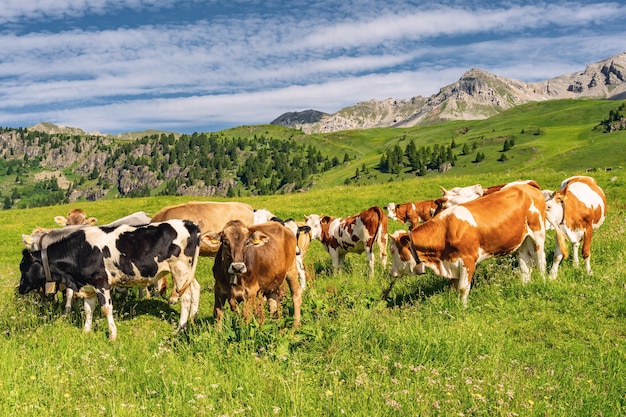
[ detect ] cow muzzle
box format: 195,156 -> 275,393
228,262 -> 247,275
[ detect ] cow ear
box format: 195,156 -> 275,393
22,234 -> 32,247
250,231 -> 270,246
203,231 -> 221,244
399,234 -> 412,248
86,217 -> 98,225
54,216 -> 68,226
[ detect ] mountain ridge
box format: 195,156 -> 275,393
271,52 -> 626,133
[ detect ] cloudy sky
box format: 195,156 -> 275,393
1,0 -> 624,134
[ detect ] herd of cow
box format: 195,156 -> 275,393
17,175 -> 607,341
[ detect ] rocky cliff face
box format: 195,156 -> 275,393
272,52 -> 626,133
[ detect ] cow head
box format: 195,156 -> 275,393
385,203 -> 398,221
253,208 -> 276,225
55,209 -> 97,226
304,214 -> 324,240
212,220 -> 271,276
388,231 -> 426,278
18,249 -> 46,294
440,184 -> 484,205
544,191 -> 565,230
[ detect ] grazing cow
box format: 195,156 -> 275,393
434,180 -> 541,214
21,211 -> 153,311
210,220 -> 302,328
305,206 -> 388,277
150,201 -> 257,256
544,175 -> 607,278
385,199 -> 437,229
18,220 -> 201,341
263,216 -> 312,289
54,208 -> 97,226
389,183 -> 568,304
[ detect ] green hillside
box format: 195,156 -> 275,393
297,99 -> 626,188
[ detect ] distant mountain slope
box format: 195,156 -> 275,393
271,52 -> 626,133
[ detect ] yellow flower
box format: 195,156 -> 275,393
30,376 -> 36,381
325,390 -> 333,397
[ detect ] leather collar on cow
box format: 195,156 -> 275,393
41,247 -> 55,294
408,238 -> 423,266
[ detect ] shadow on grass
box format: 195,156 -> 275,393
382,273 -> 450,308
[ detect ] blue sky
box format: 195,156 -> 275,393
1,0 -> 624,134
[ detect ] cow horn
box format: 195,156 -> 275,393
440,186 -> 447,194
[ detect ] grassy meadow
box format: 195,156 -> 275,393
0,167 -> 625,416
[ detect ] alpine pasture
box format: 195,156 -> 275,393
1,170 -> 625,416
1,98 -> 626,416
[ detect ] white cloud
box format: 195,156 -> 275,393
0,1 -> 625,132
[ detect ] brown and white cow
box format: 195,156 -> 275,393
389,183 -> 568,304
305,206 -> 388,277
434,180 -> 541,214
544,175 -> 607,278
54,208 -> 98,226
385,199 -> 437,229
210,220 -> 302,328
151,202 -> 310,297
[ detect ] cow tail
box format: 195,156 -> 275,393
372,206 -> 388,252
546,215 -> 569,259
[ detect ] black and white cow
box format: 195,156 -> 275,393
21,211 -> 153,311
18,219 -> 201,341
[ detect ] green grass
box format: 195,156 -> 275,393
1,99 -> 626,415
1,169 -> 625,416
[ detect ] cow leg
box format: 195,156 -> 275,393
188,279 -> 201,322
366,249 -> 375,277
533,233 -> 547,278
296,254 -> 307,290
518,237 -> 535,283
285,263 -> 303,328
329,249 -> 341,274
582,226 -> 593,275
64,288 -> 74,314
378,233 -> 388,267
457,260 -> 473,306
571,240 -> 581,268
266,293 -> 278,319
83,294 -> 97,333
138,287 -> 150,299
214,288 -> 228,329
242,292 -> 256,323
549,240 -> 565,279
177,280 -> 196,331
96,288 -> 117,341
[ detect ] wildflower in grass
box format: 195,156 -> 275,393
272,406 -> 281,414
385,398 -> 402,410
325,389 -> 333,397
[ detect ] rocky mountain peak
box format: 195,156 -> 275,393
272,52 -> 626,134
